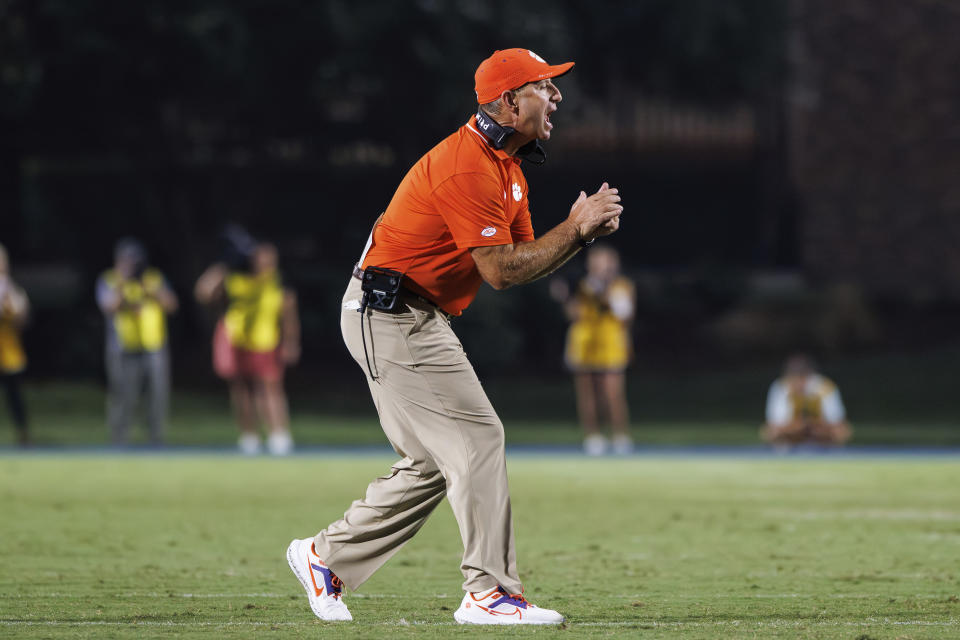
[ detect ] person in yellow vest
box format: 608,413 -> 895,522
551,246 -> 635,455
196,240 -> 300,455
761,354 -> 852,446
96,238 -> 178,445
0,243 -> 30,446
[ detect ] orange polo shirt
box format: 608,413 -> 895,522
359,116 -> 535,316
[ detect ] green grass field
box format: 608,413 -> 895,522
2,454 -> 959,638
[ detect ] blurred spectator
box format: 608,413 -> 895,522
761,354 -> 852,446
0,244 -> 31,446
96,238 -> 178,445
196,236 -> 300,455
551,246 -> 635,455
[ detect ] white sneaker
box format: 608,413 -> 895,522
286,538 -> 352,621
611,433 -> 634,455
454,587 -> 564,625
238,432 -> 261,455
583,433 -> 608,456
267,430 -> 294,456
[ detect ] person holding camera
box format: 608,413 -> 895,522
552,246 -> 635,456
195,229 -> 300,456
0,243 -> 30,446
96,238 -> 178,446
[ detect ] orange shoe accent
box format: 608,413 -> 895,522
306,547 -> 344,600
307,542 -> 327,598
308,560 -> 324,597
478,604 -> 523,619
470,588 -> 500,602
306,543 -> 331,597
330,573 -> 344,598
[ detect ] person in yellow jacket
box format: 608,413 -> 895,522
96,238 -> 178,445
551,246 -> 635,455
196,239 -> 300,455
0,244 -> 30,446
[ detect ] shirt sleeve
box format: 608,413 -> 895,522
10,283 -> 28,317
95,276 -> 115,313
510,174 -> 534,243
765,380 -> 791,425
510,209 -> 534,243
821,387 -> 846,422
433,173 -> 513,248
608,280 -> 635,320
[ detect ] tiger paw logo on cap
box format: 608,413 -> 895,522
528,50 -> 546,63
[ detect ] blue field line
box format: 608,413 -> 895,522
0,443 -> 959,458
508,444 -> 960,459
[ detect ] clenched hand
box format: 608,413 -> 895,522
567,182 -> 622,242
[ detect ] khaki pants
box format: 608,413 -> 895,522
313,277 -> 521,594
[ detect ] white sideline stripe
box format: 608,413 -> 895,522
2,591 -> 955,600
1,619 -> 957,629
0,592 -> 409,599
616,593 -> 954,600
765,508 -> 960,521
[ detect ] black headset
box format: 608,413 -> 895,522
474,109 -> 546,165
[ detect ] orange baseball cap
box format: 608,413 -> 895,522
474,48 -> 575,104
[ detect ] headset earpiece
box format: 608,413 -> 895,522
473,109 -> 547,165
474,109 -> 515,150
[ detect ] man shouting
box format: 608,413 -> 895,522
287,48 -> 623,625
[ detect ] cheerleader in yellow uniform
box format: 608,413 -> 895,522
196,237 -> 300,456
554,247 -> 635,455
0,244 -> 30,446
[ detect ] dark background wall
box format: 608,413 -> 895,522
789,0 -> 960,299
0,0 -> 956,385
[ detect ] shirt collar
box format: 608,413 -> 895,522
464,116 -> 520,164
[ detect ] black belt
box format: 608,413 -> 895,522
352,266 -> 448,317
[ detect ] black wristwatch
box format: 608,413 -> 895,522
578,236 -> 595,248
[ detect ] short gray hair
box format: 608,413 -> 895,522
480,96 -> 507,117
480,82 -> 532,117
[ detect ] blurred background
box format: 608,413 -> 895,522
0,0 -> 957,448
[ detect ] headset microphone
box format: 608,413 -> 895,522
515,140 -> 546,165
